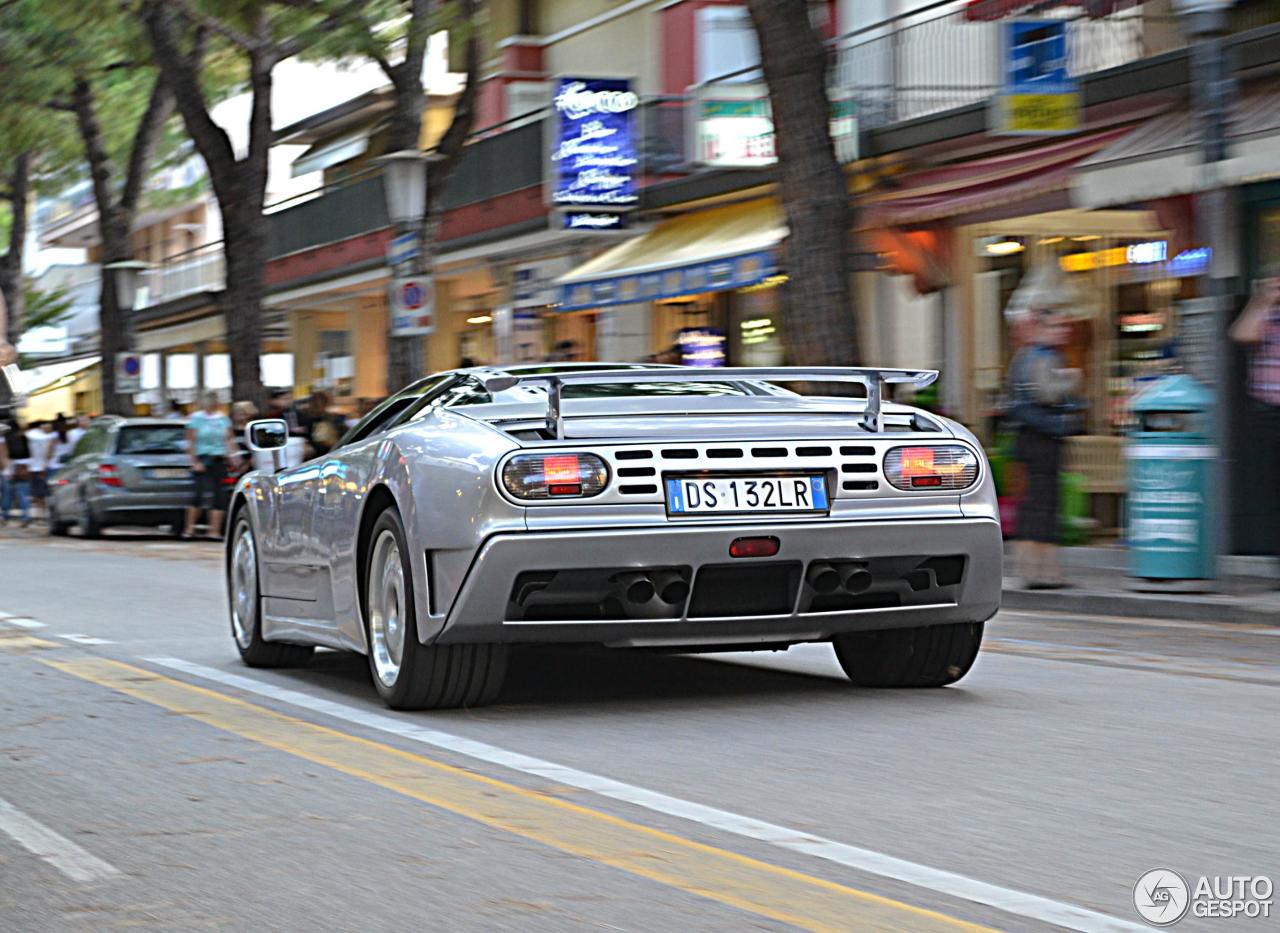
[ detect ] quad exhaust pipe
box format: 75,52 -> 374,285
614,570 -> 690,606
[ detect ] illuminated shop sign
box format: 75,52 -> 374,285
549,77 -> 639,209
689,84 -> 858,168
677,327 -> 726,367
992,20 -> 1079,135
1059,240 -> 1167,272
561,210 -> 630,231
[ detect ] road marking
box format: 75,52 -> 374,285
1,618 -> 45,629
58,634 -> 113,646
0,795 -> 119,883
52,657 -> 989,933
147,656 -> 1146,933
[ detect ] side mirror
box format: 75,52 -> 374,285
246,418 -> 289,451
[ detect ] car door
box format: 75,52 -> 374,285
59,426 -> 110,520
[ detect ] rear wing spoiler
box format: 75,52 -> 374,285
483,366 -> 938,439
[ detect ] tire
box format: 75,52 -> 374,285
363,507 -> 507,710
228,512 -> 314,668
48,502 -> 69,536
833,622 -> 984,688
78,498 -> 101,539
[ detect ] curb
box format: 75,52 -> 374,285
1001,586 -> 1280,626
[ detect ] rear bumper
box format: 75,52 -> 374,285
436,517 -> 1002,648
93,490 -> 191,527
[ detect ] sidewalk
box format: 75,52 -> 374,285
1003,545 -> 1280,625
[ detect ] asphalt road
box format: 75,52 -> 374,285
1,526 -> 1277,932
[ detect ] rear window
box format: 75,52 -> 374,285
116,426 -> 188,455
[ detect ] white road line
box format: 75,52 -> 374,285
2,618 -> 45,629
0,796 -> 119,883
58,634 -> 112,646
147,656 -> 1144,933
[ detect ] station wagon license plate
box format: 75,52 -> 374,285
666,475 -> 828,516
148,468 -> 189,480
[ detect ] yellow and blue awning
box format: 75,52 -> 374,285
556,199 -> 786,311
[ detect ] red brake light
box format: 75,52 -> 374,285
542,454 -> 583,496
729,536 -> 780,558
96,464 -> 123,487
883,445 -> 979,491
501,453 -> 609,500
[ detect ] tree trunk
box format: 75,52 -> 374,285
745,0 -> 859,366
0,152 -> 31,352
383,0 -> 480,392
221,202 -> 267,410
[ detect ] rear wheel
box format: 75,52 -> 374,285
78,498 -> 101,539
364,507 -> 507,710
229,513 -> 313,668
48,502 -> 69,536
833,622 -> 984,688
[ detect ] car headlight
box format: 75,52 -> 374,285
501,453 -> 609,500
883,445 -> 979,491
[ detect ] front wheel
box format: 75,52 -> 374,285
78,498 -> 101,539
228,513 -> 313,668
48,502 -> 69,536
833,622 -> 984,687
364,507 -> 507,710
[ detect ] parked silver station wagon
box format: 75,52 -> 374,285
227,364 -> 1003,709
49,417 -> 195,538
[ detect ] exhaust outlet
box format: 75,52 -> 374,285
650,570 -> 690,605
808,562 -> 841,594
843,568 -> 873,594
616,572 -> 656,604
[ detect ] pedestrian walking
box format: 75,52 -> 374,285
1230,275 -> 1280,559
45,415 -> 76,485
183,392 -> 240,540
24,420 -> 54,522
2,416 -> 33,526
1007,307 -> 1084,589
164,398 -> 187,420
229,400 -> 261,474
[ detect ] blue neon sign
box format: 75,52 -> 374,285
550,77 -> 639,209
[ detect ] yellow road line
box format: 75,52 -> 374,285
0,634 -> 60,651
47,657 -> 996,933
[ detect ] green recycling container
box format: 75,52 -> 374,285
1127,374 -> 1216,580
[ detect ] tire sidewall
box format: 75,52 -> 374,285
364,507 -> 422,706
229,513 -> 267,659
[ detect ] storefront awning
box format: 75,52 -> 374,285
861,127 -> 1132,229
290,124 -> 382,178
1074,87 -> 1280,209
14,356 -> 99,397
556,199 -> 786,311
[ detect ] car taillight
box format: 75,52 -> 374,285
96,464 -> 123,487
501,453 -> 608,500
883,445 -> 978,491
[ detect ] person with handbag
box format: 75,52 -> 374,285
2,416 -> 33,526
1230,276 -> 1280,561
1007,308 -> 1084,589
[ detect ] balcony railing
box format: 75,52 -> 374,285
136,242 -> 225,310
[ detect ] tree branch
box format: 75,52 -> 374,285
141,1 -> 238,187
422,0 -> 479,236
120,76 -> 174,218
168,0 -> 258,51
270,5 -> 359,64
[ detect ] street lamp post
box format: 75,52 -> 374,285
1172,0 -> 1235,568
104,260 -> 150,311
375,150 -> 430,391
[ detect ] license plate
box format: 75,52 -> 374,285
148,468 -> 188,480
665,475 -> 828,515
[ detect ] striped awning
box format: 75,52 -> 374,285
556,199 -> 786,311
1074,86 -> 1280,209
861,127 -> 1132,228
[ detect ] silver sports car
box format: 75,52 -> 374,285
228,364 -> 1002,709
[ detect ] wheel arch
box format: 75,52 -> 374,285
356,484 -> 399,630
